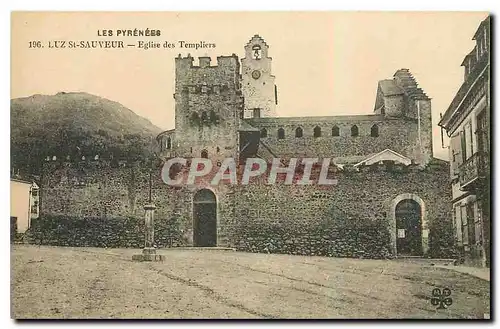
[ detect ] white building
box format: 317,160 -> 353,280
10,178 -> 39,236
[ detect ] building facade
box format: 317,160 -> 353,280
37,35 -> 453,259
149,35 -> 452,258
438,16 -> 491,267
11,178 -> 39,237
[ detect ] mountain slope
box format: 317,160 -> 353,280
11,92 -> 163,174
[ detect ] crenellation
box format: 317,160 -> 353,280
35,34 -> 453,261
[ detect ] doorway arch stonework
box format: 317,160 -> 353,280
388,193 -> 428,257
192,189 -> 218,247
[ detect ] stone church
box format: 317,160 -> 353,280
39,35 -> 453,259
153,35 -> 453,258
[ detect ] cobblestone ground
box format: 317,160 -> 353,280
11,245 -> 490,319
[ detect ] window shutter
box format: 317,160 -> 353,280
450,133 -> 462,177
461,205 -> 469,245
460,130 -> 467,163
455,205 -> 463,245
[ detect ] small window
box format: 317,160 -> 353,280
201,111 -> 208,122
370,124 -> 379,137
260,128 -> 268,138
277,128 -> 285,140
313,126 -> 321,138
190,112 -> 200,125
209,110 -> 217,123
166,137 -> 172,149
351,125 -> 359,137
332,125 -> 340,137
201,150 -> 208,159
216,146 -> 220,154
253,108 -> 261,118
295,127 -> 303,138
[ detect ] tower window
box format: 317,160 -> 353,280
351,125 -> 359,137
201,150 -> 208,159
190,112 -> 200,126
295,127 -> 303,138
277,128 -> 285,140
261,128 -> 268,138
332,125 -> 340,137
209,110 -> 218,124
371,124 -> 379,137
252,45 -> 262,60
253,109 -> 261,118
313,126 -> 322,138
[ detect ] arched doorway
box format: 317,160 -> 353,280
395,199 -> 422,256
193,189 -> 217,247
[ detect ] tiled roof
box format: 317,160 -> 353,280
378,79 -> 404,96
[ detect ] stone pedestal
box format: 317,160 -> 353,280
132,248 -> 166,261
132,204 -> 165,262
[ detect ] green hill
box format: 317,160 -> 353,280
11,92 -> 163,175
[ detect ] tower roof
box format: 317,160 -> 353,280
245,34 -> 269,48
393,69 -> 430,100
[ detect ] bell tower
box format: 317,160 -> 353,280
241,35 -> 277,118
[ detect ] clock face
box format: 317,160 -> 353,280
252,70 -> 261,79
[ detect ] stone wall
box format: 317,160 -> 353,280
247,116 -> 422,161
229,161 -> 453,258
36,159 -> 454,259
39,160 -> 192,245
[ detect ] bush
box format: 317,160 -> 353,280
235,218 -> 393,259
25,214 -> 184,248
428,217 -> 457,259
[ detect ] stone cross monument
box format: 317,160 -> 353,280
132,169 -> 165,262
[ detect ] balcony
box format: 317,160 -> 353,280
459,151 -> 489,190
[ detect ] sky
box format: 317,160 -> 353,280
11,11 -> 488,160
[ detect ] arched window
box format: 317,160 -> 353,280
201,149 -> 208,159
277,128 -> 285,140
209,110 -> 217,124
332,125 -> 340,137
190,112 -> 200,125
351,125 -> 359,137
313,126 -> 322,138
260,128 -> 268,138
201,111 -> 208,122
295,127 -> 303,138
371,124 -> 379,137
166,137 -> 171,149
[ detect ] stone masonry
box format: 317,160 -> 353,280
33,35 -> 454,259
